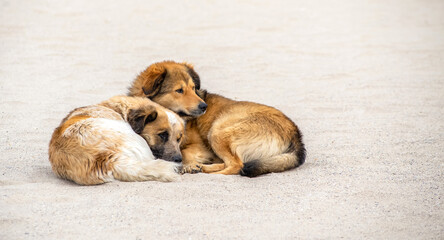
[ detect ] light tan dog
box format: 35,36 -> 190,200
129,61 -> 306,177
48,96 -> 185,185
183,90 -> 305,177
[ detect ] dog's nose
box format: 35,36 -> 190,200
198,102 -> 207,112
172,155 -> 182,163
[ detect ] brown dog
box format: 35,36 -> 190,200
180,90 -> 306,177
48,96 -> 185,185
129,61 -> 305,177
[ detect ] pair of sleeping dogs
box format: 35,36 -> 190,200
49,61 -> 306,185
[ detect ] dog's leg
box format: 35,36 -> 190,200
201,163 -> 225,173
206,127 -> 244,175
181,143 -> 214,173
210,155 -> 243,175
208,140 -> 244,175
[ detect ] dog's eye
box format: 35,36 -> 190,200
158,131 -> 169,142
177,134 -> 182,142
176,88 -> 184,94
192,86 -> 195,91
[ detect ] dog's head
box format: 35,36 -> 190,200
128,103 -> 185,163
129,61 -> 207,120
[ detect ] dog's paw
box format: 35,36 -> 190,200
175,164 -> 183,173
180,164 -> 202,174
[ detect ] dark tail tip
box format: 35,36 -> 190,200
293,127 -> 306,166
297,143 -> 306,166
240,160 -> 262,178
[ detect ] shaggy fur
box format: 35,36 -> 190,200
192,91 -> 305,177
48,96 -> 185,185
128,60 -> 207,120
129,61 -> 305,177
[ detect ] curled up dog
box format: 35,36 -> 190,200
129,61 -> 306,177
48,96 -> 185,185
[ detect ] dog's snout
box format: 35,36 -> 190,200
198,102 -> 207,112
172,155 -> 182,163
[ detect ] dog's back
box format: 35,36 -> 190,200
199,93 -> 306,176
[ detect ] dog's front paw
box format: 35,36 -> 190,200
180,164 -> 202,174
175,164 -> 183,173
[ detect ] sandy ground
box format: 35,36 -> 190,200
1,0 -> 443,239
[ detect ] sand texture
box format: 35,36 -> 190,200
1,0 -> 443,239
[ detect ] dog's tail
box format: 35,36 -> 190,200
240,128 -> 306,178
53,153 -> 180,185
112,158 -> 180,182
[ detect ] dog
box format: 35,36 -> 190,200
129,61 -> 306,177
182,90 -> 306,177
48,95 -> 185,185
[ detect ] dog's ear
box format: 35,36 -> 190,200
137,64 -> 167,99
128,109 -> 145,134
183,62 -> 200,90
144,110 -> 158,125
196,89 -> 207,100
128,108 -> 158,134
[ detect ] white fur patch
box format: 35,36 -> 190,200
166,111 -> 181,126
95,119 -> 154,159
234,137 -> 285,163
96,118 -> 135,135
94,119 -> 179,182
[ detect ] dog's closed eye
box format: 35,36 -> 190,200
158,131 -> 169,142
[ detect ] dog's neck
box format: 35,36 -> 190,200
204,91 -> 235,107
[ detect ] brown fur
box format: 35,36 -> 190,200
129,61 -> 305,177
128,61 -> 206,120
188,92 -> 306,176
48,96 -> 184,185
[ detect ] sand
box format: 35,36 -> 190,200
1,0 -> 443,239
